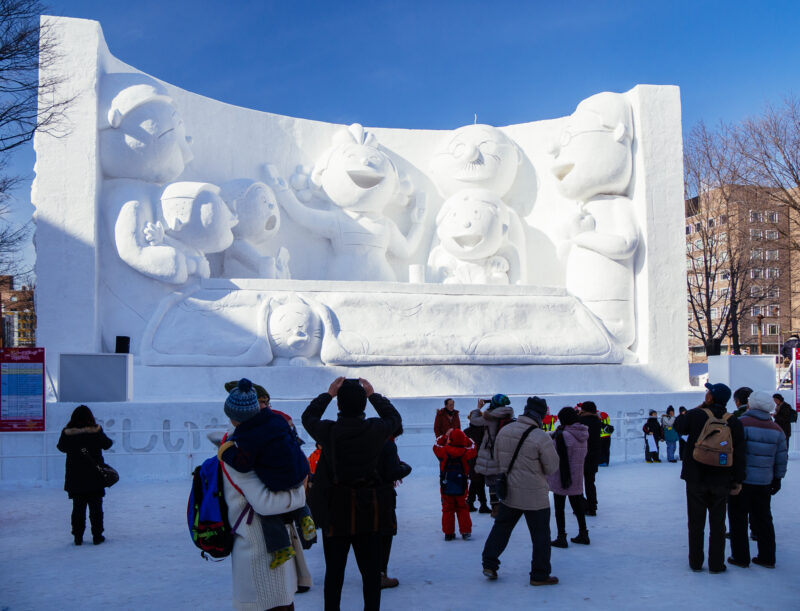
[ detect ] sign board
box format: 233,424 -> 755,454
0,347 -> 45,431
795,347 -> 800,412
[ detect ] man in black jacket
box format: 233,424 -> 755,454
674,382 -> 745,574
578,401 -> 602,516
302,377 -> 402,611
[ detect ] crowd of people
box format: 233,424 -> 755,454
56,378 -> 794,610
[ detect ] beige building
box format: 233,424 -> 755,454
0,275 -> 36,348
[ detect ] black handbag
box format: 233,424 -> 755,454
495,425 -> 536,502
81,448 -> 120,488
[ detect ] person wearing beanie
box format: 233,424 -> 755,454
434,428 -> 477,540
302,377 -> 402,611
577,401 -> 602,516
482,396 -> 560,586
225,379 -> 307,446
219,379 -> 315,572
727,390 -> 788,569
217,379 -> 312,611
547,407 -> 590,547
470,394 -> 516,515
674,381 -> 745,573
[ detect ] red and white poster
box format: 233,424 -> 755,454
0,347 -> 45,432
795,347 -> 800,413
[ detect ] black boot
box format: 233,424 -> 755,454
551,533 -> 568,548
570,530 -> 590,545
74,534 -> 83,546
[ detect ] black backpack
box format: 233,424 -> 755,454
439,456 -> 467,496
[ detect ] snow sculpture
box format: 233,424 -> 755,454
267,294 -> 324,365
427,188 -> 519,285
220,179 -> 290,279
552,92 -> 638,348
270,123 -> 426,281
429,124 -> 528,283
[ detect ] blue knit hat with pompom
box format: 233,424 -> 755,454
224,378 -> 260,423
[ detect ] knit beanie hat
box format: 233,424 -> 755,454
337,379 -> 367,416
747,390 -> 773,414
448,429 -> 470,447
224,378 -> 260,423
524,396 -> 548,420
225,380 -> 269,401
490,394 -> 511,408
580,400 -> 598,414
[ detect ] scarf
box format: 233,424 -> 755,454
554,426 -> 571,489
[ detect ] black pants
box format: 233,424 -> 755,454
685,481 -> 728,571
599,437 -> 611,465
322,533 -> 382,611
583,466 -> 597,511
728,483 -> 775,565
467,472 -> 487,507
679,438 -> 687,461
71,494 -> 103,538
481,503 -> 551,581
553,494 -> 586,535
379,534 -> 393,573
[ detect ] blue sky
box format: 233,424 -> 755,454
6,0 -> 800,273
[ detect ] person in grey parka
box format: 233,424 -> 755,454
470,394 -> 515,514
727,390 -> 788,569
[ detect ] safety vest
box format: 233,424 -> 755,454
600,412 -> 612,438
542,414 -> 558,432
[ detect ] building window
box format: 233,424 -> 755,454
686,258 -> 695,270
766,249 -> 779,260
766,230 -> 779,240
719,287 -> 729,297
718,231 -> 727,241
685,225 -> 691,235
768,287 -> 780,298
751,269 -> 764,279
768,304 -> 780,316
749,211 -> 762,223
767,268 -> 780,279
751,286 -> 762,298
752,306 -> 763,316
694,222 -> 701,232
686,242 -> 693,253
694,239 -> 703,250
751,324 -> 760,335
750,248 -> 763,260
719,251 -> 729,262
719,214 -> 728,224
707,218 -> 715,228
710,308 -> 718,319
720,270 -> 730,280
750,229 -> 763,240
767,324 -> 780,336
767,211 -> 778,223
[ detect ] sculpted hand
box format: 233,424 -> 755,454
194,256 -> 211,279
328,376 -> 346,397
486,255 -> 510,275
290,165 -> 314,203
359,378 -> 375,397
143,221 -> 165,246
263,164 -> 289,192
410,195 -> 426,224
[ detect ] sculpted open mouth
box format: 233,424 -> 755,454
265,215 -> 277,231
552,162 -> 574,181
454,235 -> 483,249
287,335 -> 308,348
347,169 -> 385,189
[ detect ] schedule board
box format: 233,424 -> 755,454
0,348 -> 45,431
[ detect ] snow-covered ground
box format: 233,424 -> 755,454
2,459 -> 798,610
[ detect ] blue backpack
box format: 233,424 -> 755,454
440,456 -> 467,496
187,454 -> 251,560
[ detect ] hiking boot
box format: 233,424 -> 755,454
296,585 -> 310,594
462,533 -> 472,540
570,530 -> 590,545
752,557 -> 775,568
727,556 -> 749,568
478,504 -> 492,514
92,535 -> 105,545
74,535 -> 83,546
709,565 -> 727,574
585,508 -> 597,517
530,576 -> 559,586
380,572 -> 399,589
482,567 -> 498,580
444,533 -> 456,541
551,533 -> 568,548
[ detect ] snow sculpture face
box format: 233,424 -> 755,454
268,296 -> 323,359
436,189 -> 509,261
99,75 -> 193,184
552,92 -> 633,202
222,180 -> 280,243
312,124 -> 401,212
430,125 -> 520,198
160,182 -> 237,253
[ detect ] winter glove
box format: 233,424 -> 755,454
729,483 -> 742,496
770,478 -> 781,496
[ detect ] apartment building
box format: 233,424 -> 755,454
0,275 -> 36,347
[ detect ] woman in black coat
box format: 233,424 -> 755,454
56,405 -> 113,545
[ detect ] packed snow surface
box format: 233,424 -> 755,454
2,459 -> 798,610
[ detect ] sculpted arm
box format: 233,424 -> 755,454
571,201 -> 638,261
264,164 -> 337,239
387,194 -> 427,259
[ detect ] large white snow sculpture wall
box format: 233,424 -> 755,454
33,17 -> 688,399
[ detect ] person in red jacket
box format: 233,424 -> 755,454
434,429 -> 477,540
434,398 -> 462,437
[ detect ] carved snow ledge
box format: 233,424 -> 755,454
141,279 -> 625,366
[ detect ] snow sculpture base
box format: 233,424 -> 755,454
141,279 -> 624,367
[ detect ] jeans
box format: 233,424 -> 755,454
322,533 -> 382,611
482,503 -> 551,581
685,481 -> 729,571
666,440 -> 677,462
728,483 -> 775,565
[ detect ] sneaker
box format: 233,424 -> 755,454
570,531 -> 590,545
380,572 -> 399,589
478,505 -> 492,514
483,567 -> 498,580
551,534 -> 568,548
462,533 -> 472,540
531,576 -> 559,586
727,556 -> 749,568
92,535 -> 105,545
709,565 -> 727,574
444,533 -> 456,541
752,557 -> 775,569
